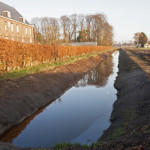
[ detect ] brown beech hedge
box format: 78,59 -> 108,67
0,38 -> 112,71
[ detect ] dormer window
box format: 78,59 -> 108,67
19,17 -> 25,23
3,11 -> 11,18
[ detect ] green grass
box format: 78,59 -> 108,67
36,143 -> 90,150
106,127 -> 126,141
0,48 -> 116,80
53,142 -> 89,150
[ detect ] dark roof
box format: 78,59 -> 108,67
0,2 -> 30,25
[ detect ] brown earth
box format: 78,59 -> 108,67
97,48 -> 150,149
0,48 -> 150,150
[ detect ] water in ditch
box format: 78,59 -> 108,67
1,51 -> 119,148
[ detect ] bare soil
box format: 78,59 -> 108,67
98,49 -> 150,149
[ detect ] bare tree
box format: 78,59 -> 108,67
31,13 -> 113,46
31,17 -> 44,44
70,14 -> 78,42
86,15 -> 93,41
78,14 -> 85,32
60,16 -> 71,43
40,17 -> 60,44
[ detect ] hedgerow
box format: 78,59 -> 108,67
0,38 -> 112,71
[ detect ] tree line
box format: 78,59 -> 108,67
31,13 -> 113,46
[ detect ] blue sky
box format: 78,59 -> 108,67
1,0 -> 150,42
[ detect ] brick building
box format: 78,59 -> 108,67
0,2 -> 34,43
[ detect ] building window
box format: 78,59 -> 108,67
3,11 -> 11,18
30,29 -> 32,35
5,24 -> 7,31
7,11 -> 11,18
5,36 -> 8,39
12,37 -> 14,41
11,24 -> 13,32
17,25 -> 19,33
8,22 -> 10,28
19,17 -> 25,23
30,39 -> 32,43
21,26 -> 23,33
22,38 -> 24,42
26,28 -> 28,34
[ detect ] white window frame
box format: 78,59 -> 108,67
5,24 -> 7,31
17,25 -> 19,33
26,28 -> 28,34
7,11 -> 11,18
8,22 -> 10,28
30,38 -> 32,43
11,24 -> 13,32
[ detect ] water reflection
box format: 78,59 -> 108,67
0,51 -> 119,148
75,57 -> 113,88
0,102 -> 51,143
0,57 -> 113,143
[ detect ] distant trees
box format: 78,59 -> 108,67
60,16 -> 71,43
31,13 -> 113,46
133,32 -> 148,47
31,17 -> 60,45
139,32 -> 148,47
133,33 -> 140,46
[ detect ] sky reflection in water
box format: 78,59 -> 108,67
1,51 -> 119,148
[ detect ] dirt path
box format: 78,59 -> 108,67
126,48 -> 150,76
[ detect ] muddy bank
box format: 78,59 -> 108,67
0,50 -> 115,137
98,49 -> 150,149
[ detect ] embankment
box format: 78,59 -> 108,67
0,50 -> 115,138
98,49 -> 150,149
